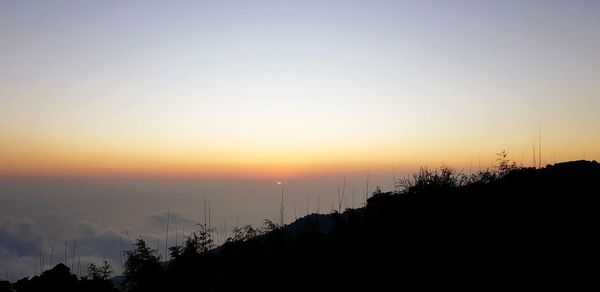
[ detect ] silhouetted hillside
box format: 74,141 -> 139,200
7,263 -> 118,292
129,160 -> 599,291
6,160 -> 598,291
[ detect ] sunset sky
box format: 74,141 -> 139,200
1,0 -> 600,281
1,0 -> 599,178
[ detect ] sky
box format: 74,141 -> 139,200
0,0 -> 599,280
1,0 -> 599,178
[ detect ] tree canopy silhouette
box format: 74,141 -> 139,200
122,239 -> 162,292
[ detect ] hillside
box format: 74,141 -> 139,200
140,160 -> 600,291
7,160 -> 599,291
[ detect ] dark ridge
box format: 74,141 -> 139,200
5,160 -> 598,291
8,263 -> 118,292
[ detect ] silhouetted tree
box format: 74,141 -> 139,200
496,150 -> 517,175
123,239 -> 162,292
87,261 -> 113,281
261,219 -> 279,233
228,225 -> 260,243
180,224 -> 214,256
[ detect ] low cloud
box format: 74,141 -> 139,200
147,212 -> 198,230
0,219 -> 50,280
0,219 -> 48,257
0,215 -> 186,281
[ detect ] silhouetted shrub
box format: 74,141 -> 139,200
179,223 -> 214,257
396,165 -> 465,193
122,239 -> 162,292
87,261 -> 114,281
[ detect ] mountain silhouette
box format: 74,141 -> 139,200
5,160 -> 598,291
128,160 -> 600,291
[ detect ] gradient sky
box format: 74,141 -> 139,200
1,0 -> 599,178
2,0 -> 600,281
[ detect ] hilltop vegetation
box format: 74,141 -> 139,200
4,159 -> 598,291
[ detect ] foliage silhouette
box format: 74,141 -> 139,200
10,263 -> 117,292
86,261 -> 114,281
122,239 -> 162,292
7,159 -> 599,291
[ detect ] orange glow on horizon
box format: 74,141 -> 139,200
1,135 -> 597,179
2,119 -> 598,179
